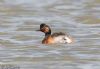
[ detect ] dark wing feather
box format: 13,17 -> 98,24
51,32 -> 66,37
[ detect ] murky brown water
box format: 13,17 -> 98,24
0,0 -> 100,69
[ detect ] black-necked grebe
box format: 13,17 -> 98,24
37,23 -> 73,44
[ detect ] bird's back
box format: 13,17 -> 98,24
51,32 -> 66,37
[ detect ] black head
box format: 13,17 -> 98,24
37,23 -> 51,36
40,23 -> 47,29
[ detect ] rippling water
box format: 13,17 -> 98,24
0,0 -> 100,69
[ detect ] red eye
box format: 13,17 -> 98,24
41,28 -> 45,32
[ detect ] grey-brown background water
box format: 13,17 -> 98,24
0,0 -> 100,69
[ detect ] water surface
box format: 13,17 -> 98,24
0,0 -> 100,69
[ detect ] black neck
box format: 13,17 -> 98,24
45,30 -> 51,37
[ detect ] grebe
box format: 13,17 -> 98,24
37,23 -> 73,44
